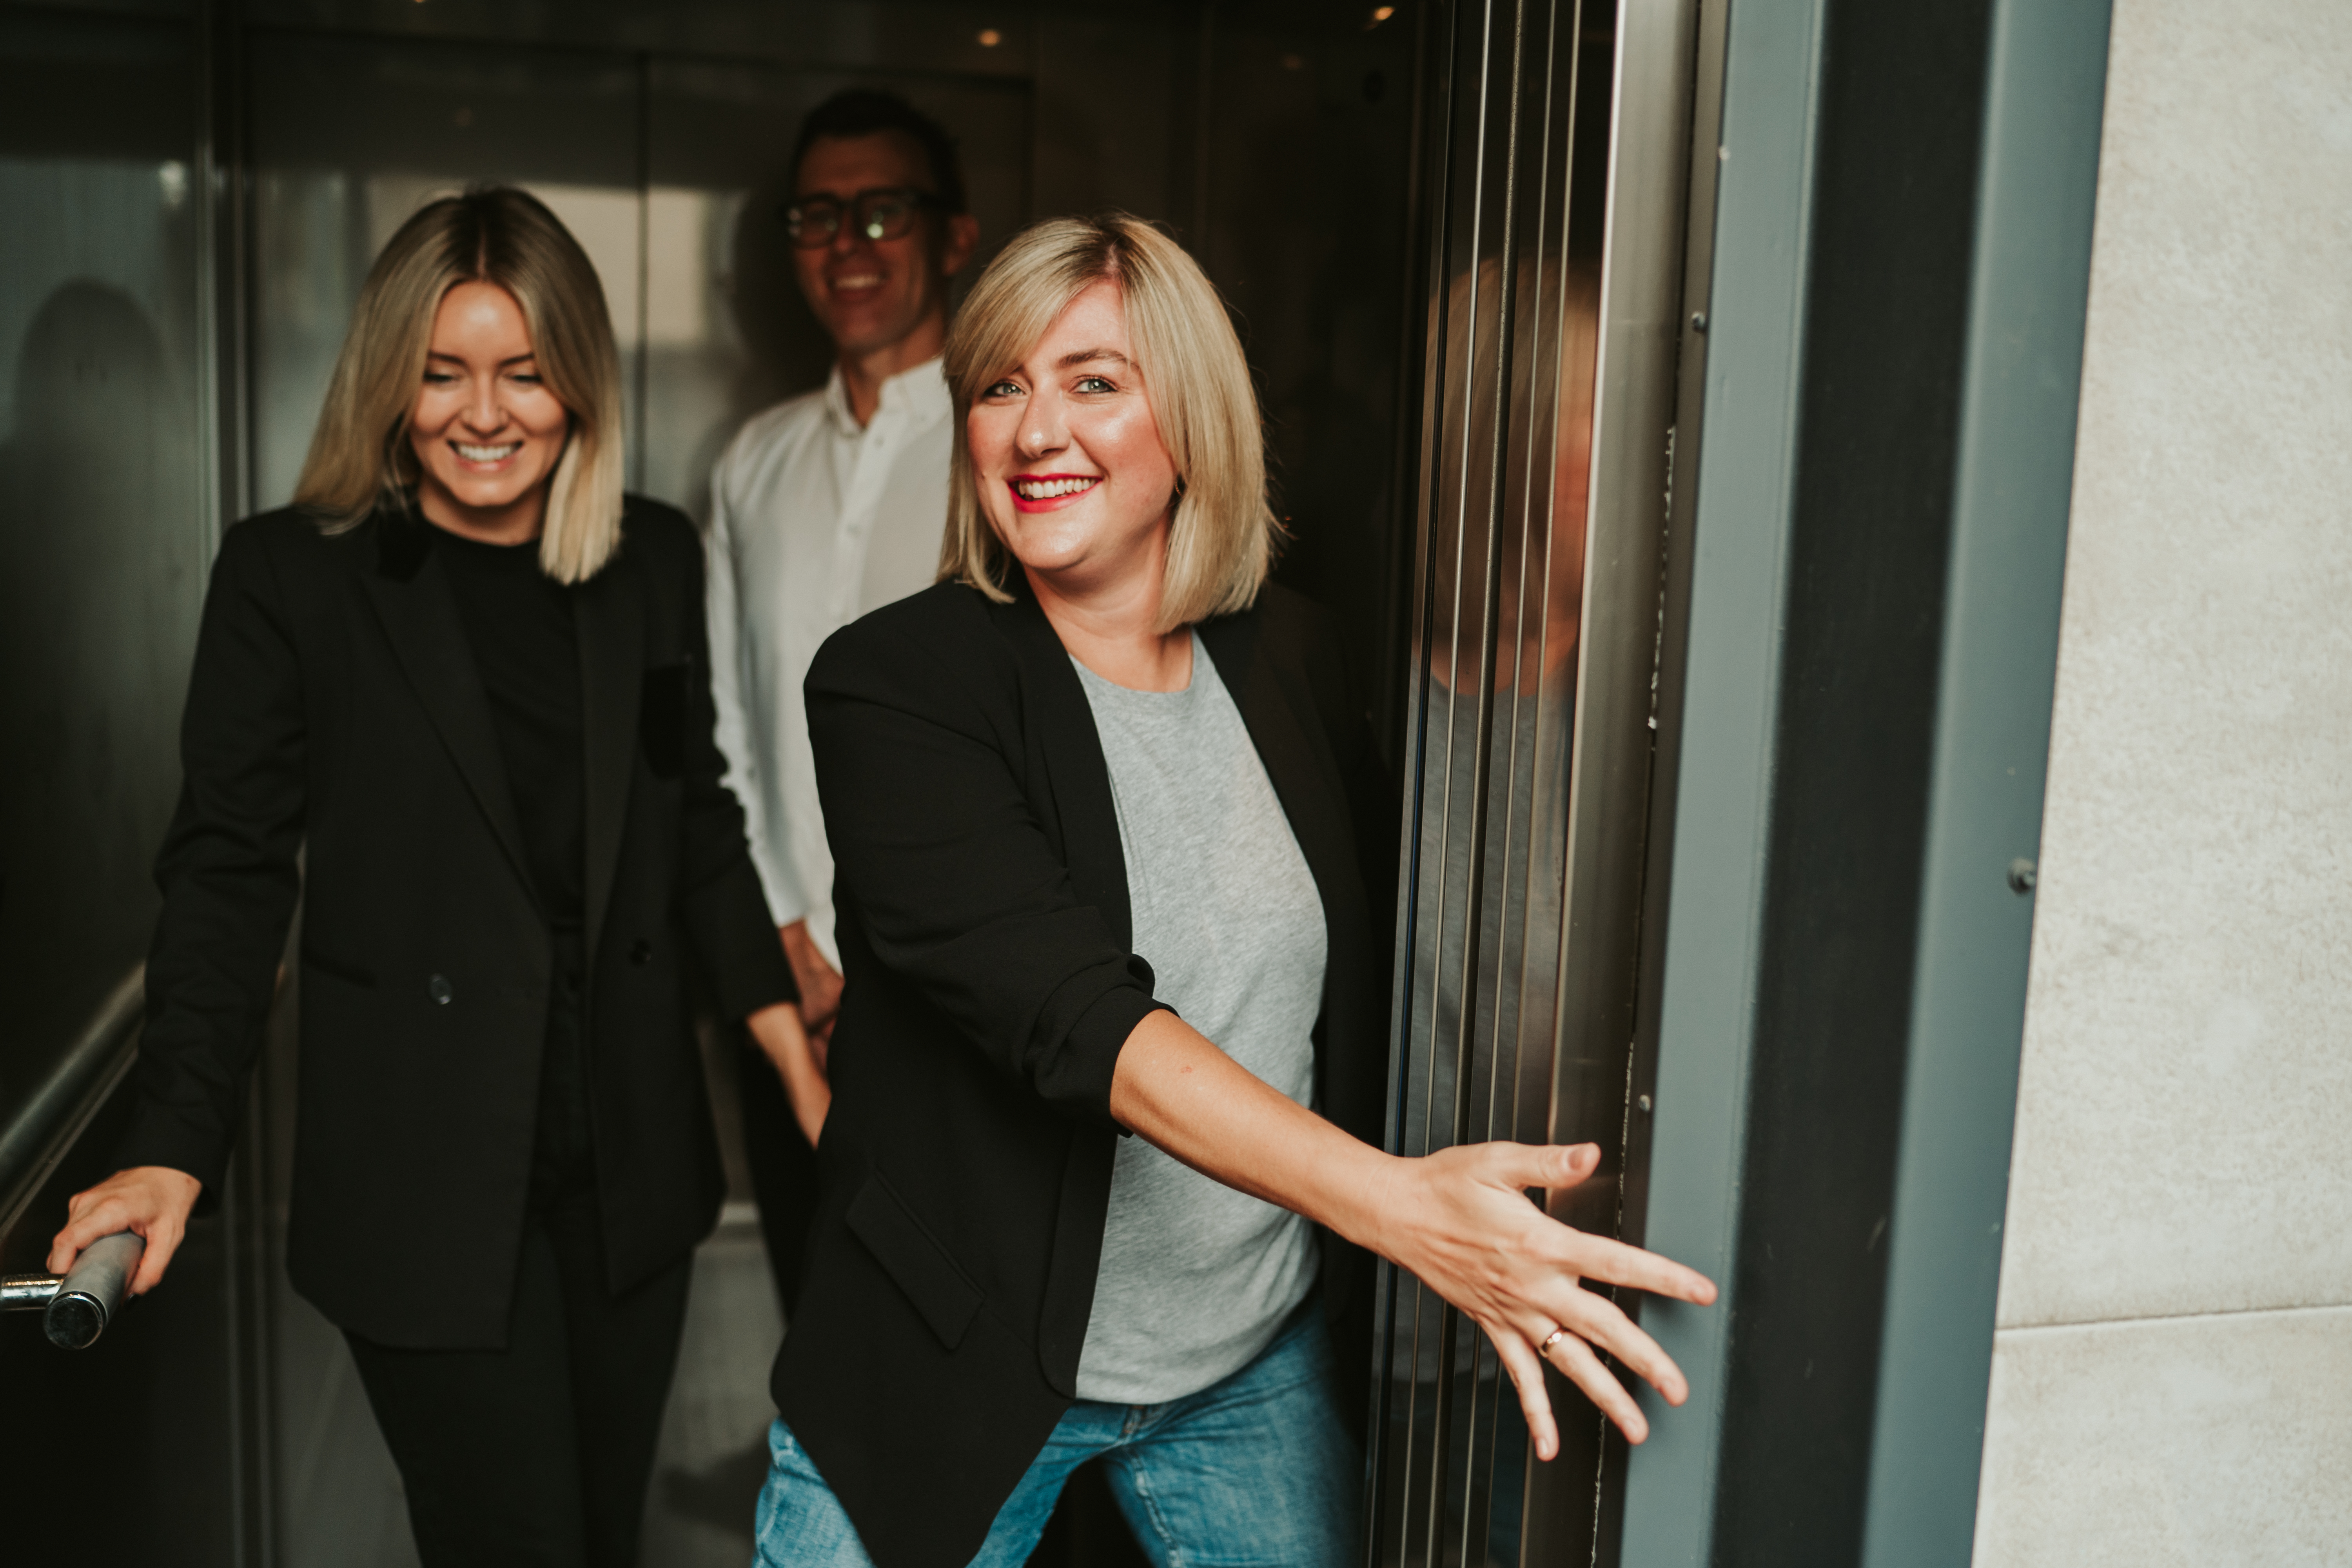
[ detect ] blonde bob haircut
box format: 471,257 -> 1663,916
939,212 -> 1278,630
294,186 -> 625,584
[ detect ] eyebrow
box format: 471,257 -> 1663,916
1055,348 -> 1131,370
797,183 -> 935,201
425,350 -> 539,367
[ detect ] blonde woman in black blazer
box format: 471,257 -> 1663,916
755,214 -> 1717,1568
47,188 -> 805,1567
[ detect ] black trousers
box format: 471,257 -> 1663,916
736,1031 -> 821,1315
345,1187 -> 691,1568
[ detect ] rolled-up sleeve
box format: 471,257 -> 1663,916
806,619 -> 1163,1127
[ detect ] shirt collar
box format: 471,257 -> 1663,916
821,355 -> 951,439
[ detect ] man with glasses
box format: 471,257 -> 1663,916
704,88 -> 979,1311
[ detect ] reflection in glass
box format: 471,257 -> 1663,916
1374,1 -> 1617,1563
0,9 -> 208,1119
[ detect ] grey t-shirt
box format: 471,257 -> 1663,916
1071,632 -> 1328,1405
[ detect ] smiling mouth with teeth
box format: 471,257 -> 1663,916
454,441 -> 521,463
1013,475 -> 1101,500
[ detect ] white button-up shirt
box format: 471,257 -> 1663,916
705,358 -> 953,965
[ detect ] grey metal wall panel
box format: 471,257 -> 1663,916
1858,0 -> 2112,1560
1615,0 -> 1823,1558
1619,0 -> 2109,1561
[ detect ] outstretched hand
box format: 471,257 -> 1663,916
47,1165 -> 202,1297
1106,1009 -> 1715,1455
1369,1141 -> 1717,1456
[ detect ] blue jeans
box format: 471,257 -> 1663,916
753,1309 -> 1359,1567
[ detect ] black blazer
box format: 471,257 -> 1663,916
117,497 -> 793,1349
780,577 -> 1396,1568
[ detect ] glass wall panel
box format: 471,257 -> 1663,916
0,4 -> 209,1162
1369,0 -> 1676,1562
0,8 -> 247,1565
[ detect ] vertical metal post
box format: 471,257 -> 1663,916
1616,0 -> 1825,1559
200,4 -> 275,1561
1858,1 -> 2111,1560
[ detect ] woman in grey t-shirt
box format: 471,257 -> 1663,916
758,214 -> 1717,1568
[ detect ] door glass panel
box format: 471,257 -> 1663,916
1374,1 -> 1616,1563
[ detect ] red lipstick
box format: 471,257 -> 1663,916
1007,472 -> 1103,514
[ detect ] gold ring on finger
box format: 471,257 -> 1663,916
1537,1327 -> 1568,1356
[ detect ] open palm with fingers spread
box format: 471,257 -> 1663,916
1370,1140 -> 1715,1455
1106,1007 -> 1714,1457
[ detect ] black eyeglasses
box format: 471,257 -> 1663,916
780,187 -> 944,249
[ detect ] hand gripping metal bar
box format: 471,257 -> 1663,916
0,1231 -> 146,1348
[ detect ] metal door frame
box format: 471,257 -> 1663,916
1618,0 -> 2113,1563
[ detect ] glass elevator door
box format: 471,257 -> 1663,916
0,2 -> 1712,1561
1370,0 -> 1702,1562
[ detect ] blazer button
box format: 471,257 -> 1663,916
629,939 -> 654,966
428,974 -> 453,1005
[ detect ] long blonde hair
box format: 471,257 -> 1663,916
938,213 -> 1278,631
294,186 -> 625,584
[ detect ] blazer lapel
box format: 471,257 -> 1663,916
1200,609 -> 1364,931
991,581 -> 1133,1401
574,545 -> 644,970
995,585 -> 1133,948
363,522 -> 535,896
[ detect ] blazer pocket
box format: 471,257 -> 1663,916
639,659 -> 688,780
846,1172 -> 983,1352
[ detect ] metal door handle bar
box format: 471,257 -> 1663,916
0,968 -> 145,1243
0,1230 -> 145,1348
